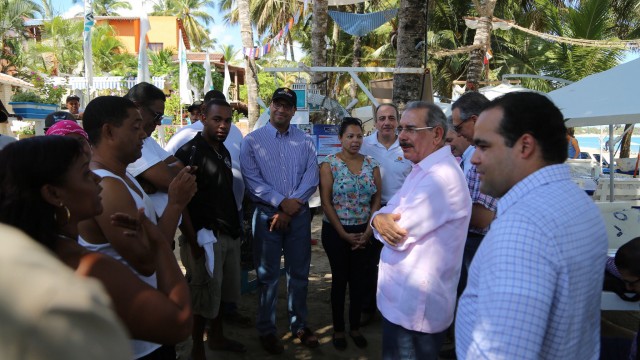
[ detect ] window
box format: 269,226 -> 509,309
148,43 -> 163,52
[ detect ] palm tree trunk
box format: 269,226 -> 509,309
287,32 -> 295,62
311,0 -> 328,88
620,124 -> 633,158
392,0 -> 426,110
349,3 -> 363,99
239,0 -> 260,128
466,0 -> 496,92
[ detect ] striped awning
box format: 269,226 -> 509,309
328,9 -> 398,37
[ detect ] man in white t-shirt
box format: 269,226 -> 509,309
125,82 -> 185,222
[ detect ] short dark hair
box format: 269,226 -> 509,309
374,103 -> 399,121
452,92 -> 489,120
203,99 -> 232,116
0,136 -> 83,250
124,82 -> 166,106
615,237 -> 640,276
83,96 -> 137,145
339,117 -> 363,136
487,92 -> 567,164
204,90 -> 226,103
187,101 -> 203,113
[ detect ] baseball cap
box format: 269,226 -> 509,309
45,111 -> 77,130
66,95 -> 80,103
271,88 -> 297,107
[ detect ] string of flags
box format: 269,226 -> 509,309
243,7 -> 303,60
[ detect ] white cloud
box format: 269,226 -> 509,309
61,4 -> 82,19
117,0 -> 154,16
59,0 -> 154,18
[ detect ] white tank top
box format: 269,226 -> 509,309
79,169 -> 160,359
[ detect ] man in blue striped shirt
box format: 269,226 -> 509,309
456,92 -> 608,359
240,88 -> 320,354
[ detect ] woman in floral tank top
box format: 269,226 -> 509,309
319,117 -> 382,351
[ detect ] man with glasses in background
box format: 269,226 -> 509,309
240,88 -> 320,354
359,102 -> 412,326
450,92 -> 497,294
371,101 -> 471,359
125,82 -> 186,226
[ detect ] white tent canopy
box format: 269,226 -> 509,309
478,83 -> 541,100
547,58 -> 640,127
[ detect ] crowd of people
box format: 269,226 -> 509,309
0,82 -> 637,360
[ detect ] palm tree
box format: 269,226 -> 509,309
392,0 -> 427,108
238,0 -> 260,127
218,44 -> 241,65
71,0 -> 131,16
30,16 -> 84,75
150,48 -> 177,76
151,0 -> 216,51
311,0 -> 328,86
91,24 -> 136,75
40,0 -> 52,18
249,0 -> 300,61
0,0 -> 43,73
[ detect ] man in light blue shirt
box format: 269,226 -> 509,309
456,92 -> 608,359
240,88 -> 319,354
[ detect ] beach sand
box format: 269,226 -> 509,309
174,212 -> 388,360
173,212 -> 637,359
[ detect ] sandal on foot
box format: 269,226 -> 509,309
349,332 -> 368,348
296,327 -> 319,348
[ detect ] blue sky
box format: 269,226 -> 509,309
49,0 -> 243,52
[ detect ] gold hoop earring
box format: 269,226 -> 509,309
54,203 -> 71,225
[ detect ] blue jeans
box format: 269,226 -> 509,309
382,317 -> 445,360
457,232 -> 484,297
252,203 -> 311,336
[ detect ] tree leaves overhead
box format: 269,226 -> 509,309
151,0 -> 216,51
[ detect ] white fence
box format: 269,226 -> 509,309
66,77 -> 166,91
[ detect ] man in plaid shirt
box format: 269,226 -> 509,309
451,92 -> 498,295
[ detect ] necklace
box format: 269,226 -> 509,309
211,146 -> 223,160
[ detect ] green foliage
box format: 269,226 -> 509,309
91,24 -> 136,76
33,16 -> 84,75
238,71 -> 278,105
150,48 -> 177,77
164,94 -> 182,125
12,72 -> 66,104
15,122 -> 35,135
11,91 -> 42,103
151,0 -> 217,51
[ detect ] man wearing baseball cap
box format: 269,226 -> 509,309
65,95 -> 82,119
240,87 -> 320,354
